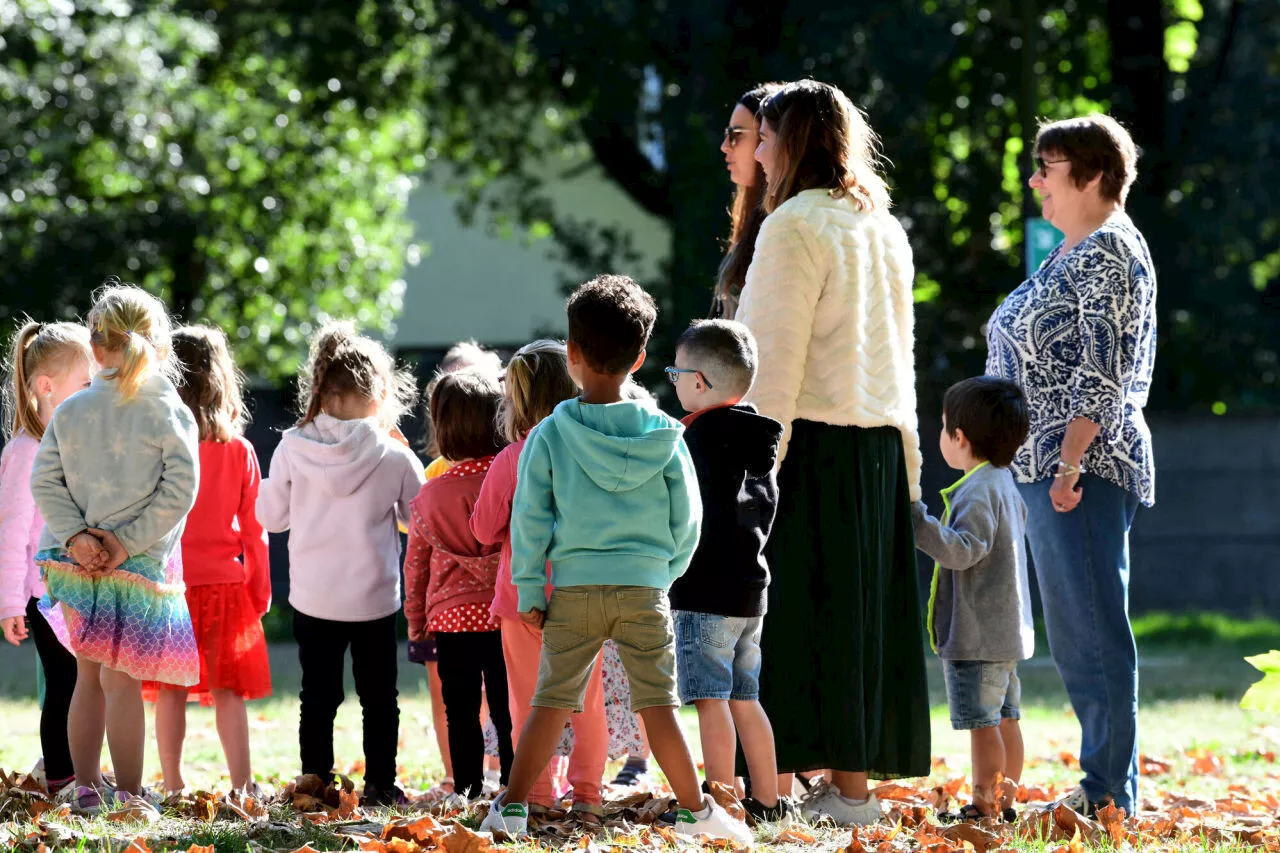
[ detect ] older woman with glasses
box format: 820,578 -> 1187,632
986,114 -> 1157,818
710,83 -> 781,320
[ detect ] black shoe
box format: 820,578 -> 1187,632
611,759 -> 649,787
362,782 -> 408,807
743,795 -> 799,826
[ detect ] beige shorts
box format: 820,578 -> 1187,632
533,585 -> 679,713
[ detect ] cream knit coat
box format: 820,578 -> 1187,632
737,188 -> 922,501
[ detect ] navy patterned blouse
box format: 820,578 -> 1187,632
986,211 -> 1157,506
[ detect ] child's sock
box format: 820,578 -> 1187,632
837,793 -> 869,806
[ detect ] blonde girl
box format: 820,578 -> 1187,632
0,321 -> 94,794
256,321 -> 425,806
32,278 -> 200,812
142,325 -> 272,795
469,339 -> 616,823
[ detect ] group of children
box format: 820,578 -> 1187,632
1,271 -> 1038,842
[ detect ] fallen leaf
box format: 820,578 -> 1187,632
1193,754 -> 1225,775
1140,755 -> 1174,776
1059,752 -> 1080,770
1068,827 -> 1085,853
1094,803 -> 1128,844
873,782 -> 925,802
337,788 -> 361,819
941,823 -> 1000,853
185,846 -> 215,853
383,813 -> 445,843
107,797 -> 160,825
706,781 -> 745,822
442,824 -> 492,853
123,838 -> 151,853
775,825 -> 817,844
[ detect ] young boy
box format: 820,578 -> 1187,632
664,320 -> 795,825
479,276 -> 752,845
912,376 -> 1032,822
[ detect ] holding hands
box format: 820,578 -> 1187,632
67,527 -> 129,571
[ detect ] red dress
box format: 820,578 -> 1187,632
143,437 -> 272,705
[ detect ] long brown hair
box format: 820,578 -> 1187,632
759,80 -> 890,215
716,83 -> 784,305
172,325 -> 247,442
87,276 -> 178,402
3,320 -> 92,440
498,339 -> 577,444
296,321 -> 417,428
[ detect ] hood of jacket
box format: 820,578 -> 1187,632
684,403 -> 783,475
547,398 -> 685,493
280,413 -> 397,497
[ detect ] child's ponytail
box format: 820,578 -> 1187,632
3,319 -> 93,440
498,339 -> 577,443
296,321 -> 417,428
87,277 -> 176,403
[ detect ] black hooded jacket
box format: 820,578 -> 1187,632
668,403 -> 784,617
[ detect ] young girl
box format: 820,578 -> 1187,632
32,279 -> 200,812
469,339 -> 611,822
141,325 -> 271,795
0,321 -> 94,795
404,370 -> 513,801
256,322 -> 424,806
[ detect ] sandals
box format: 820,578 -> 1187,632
942,804 -> 1018,823
611,761 -> 648,787
571,801 -> 604,826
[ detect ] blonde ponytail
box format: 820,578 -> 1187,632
3,319 -> 93,440
87,277 -> 176,403
498,339 -> 576,443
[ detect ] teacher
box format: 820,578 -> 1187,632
736,80 -> 930,827
986,114 -> 1156,817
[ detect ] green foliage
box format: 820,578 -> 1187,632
0,0 -> 433,380
1241,650 -> 1280,711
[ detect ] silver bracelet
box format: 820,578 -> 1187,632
1054,461 -> 1084,478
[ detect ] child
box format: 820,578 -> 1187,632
912,376 -> 1032,821
256,322 -> 425,806
404,369 -> 514,800
665,319 -> 795,825
0,320 -> 94,795
142,325 -> 271,795
32,279 -> 200,812
470,339 -> 611,823
479,275 -> 751,845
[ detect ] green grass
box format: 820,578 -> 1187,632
3,620 -> 1280,851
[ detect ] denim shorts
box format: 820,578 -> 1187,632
673,611 -> 764,703
942,659 -> 1021,730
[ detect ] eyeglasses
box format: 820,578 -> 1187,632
723,126 -> 756,149
1034,156 -> 1070,178
664,366 -> 713,389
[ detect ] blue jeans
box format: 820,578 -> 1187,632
673,611 -> 764,703
942,660 -> 1021,730
1019,474 -> 1140,813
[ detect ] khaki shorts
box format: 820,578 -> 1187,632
533,585 -> 679,713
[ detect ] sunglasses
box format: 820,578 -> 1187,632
1034,156 -> 1070,178
723,126 -> 756,149
664,366 -> 713,390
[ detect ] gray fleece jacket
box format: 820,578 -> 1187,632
912,462 -> 1034,662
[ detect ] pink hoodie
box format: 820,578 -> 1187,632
469,439 -> 552,621
0,432 -> 47,621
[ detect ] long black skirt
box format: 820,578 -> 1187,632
758,421 -> 931,778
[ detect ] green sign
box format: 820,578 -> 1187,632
1026,217 -> 1064,277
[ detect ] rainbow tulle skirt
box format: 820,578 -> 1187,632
37,548 -> 199,686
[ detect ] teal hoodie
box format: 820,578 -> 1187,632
509,397 -> 702,612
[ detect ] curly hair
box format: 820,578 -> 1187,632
566,274 -> 657,376
172,325 -> 247,442
297,321 -> 417,428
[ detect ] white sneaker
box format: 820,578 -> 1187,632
483,768 -> 502,796
479,797 -> 529,837
801,783 -> 881,827
1054,786 -> 1098,817
673,795 -> 755,847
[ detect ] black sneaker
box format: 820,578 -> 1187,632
362,782 -> 408,807
743,795 -> 799,827
611,759 -> 649,787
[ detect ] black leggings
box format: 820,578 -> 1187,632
435,631 -> 513,798
27,597 -> 76,783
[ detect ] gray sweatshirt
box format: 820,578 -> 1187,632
912,462 -> 1033,662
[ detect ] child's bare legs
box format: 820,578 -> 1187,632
970,724 -> 1006,815
830,771 -> 870,802
99,666 -> 145,795
730,699 -> 779,807
480,688 -> 500,774
425,661 -> 452,777
503,706 -> 574,804
154,688 -> 189,792
212,689 -> 254,791
998,718 -> 1023,810
638,706 -> 703,811
68,656 -> 107,788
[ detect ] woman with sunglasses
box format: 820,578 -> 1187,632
986,114 -> 1157,819
710,83 -> 781,320
735,80 -> 929,826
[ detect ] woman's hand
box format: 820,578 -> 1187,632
1,615 -> 27,646
1049,467 -> 1083,513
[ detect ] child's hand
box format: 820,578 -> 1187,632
67,531 -> 109,571
519,608 -> 546,629
87,528 -> 129,571
1,616 -> 28,646
389,426 -> 410,448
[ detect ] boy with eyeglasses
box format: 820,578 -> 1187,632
665,319 -> 796,826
